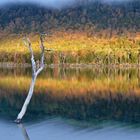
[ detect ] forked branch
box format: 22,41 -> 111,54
15,35 -> 45,123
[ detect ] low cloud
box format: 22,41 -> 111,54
0,0 -> 134,8
0,0 -> 76,8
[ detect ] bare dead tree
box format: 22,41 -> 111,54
15,35 -> 45,123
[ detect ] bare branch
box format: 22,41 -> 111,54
23,37 -> 36,75
36,34 -> 45,75
40,34 -> 45,67
23,37 -> 32,55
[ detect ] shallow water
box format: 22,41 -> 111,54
0,67 -> 140,140
1,118 -> 140,140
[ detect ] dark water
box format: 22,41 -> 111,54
0,67 -> 140,140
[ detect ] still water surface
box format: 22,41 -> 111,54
0,66 -> 140,140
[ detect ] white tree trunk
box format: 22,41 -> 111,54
15,35 -> 45,123
17,75 -> 37,121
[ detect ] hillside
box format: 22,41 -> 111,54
0,1 -> 140,37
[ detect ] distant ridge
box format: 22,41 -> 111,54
0,1 -> 140,36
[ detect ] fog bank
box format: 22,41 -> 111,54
0,0 -> 135,9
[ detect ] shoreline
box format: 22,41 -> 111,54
0,62 -> 140,69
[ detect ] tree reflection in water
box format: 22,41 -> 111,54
18,123 -> 30,140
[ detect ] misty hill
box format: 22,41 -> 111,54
0,1 -> 140,36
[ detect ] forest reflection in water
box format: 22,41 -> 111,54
0,66 -> 140,124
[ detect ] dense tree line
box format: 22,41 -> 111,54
0,1 -> 140,36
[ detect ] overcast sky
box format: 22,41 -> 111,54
0,0 -> 133,8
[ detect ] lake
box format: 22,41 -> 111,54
0,66 -> 140,140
